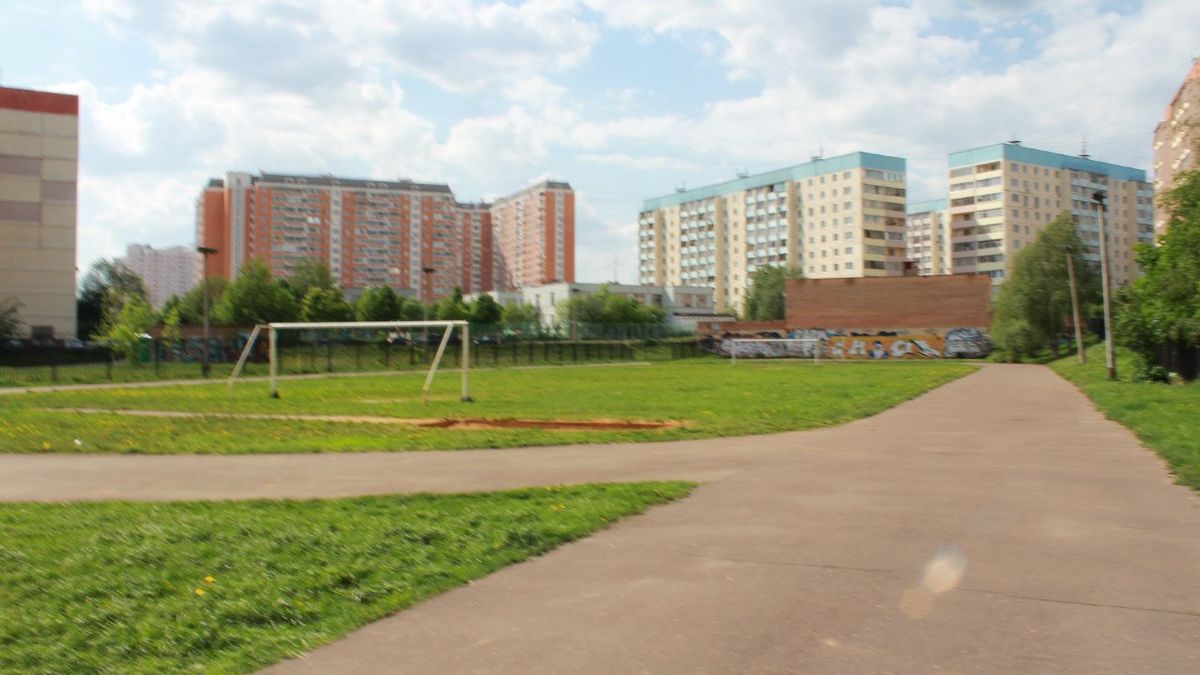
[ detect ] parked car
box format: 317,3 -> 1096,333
64,338 -> 86,350
473,334 -> 503,345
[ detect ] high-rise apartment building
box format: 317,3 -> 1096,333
0,86 -> 78,340
905,199 -> 950,276
947,142 -> 1154,286
1153,57 -> 1200,237
195,173 -> 567,303
489,181 -> 575,289
116,244 -> 199,309
637,152 -> 908,314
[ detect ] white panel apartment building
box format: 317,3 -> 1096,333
117,244 -> 200,309
637,152 -> 908,314
947,142 -> 1154,286
905,199 -> 951,276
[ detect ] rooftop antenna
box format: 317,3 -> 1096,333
736,166 -> 748,178
612,256 -> 620,283
675,181 -> 687,193
1079,136 -> 1091,159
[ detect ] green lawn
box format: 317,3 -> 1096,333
1051,345 -> 1200,490
0,360 -> 973,454
0,482 -> 693,673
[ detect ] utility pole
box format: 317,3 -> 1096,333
1093,192 -> 1116,380
1065,245 -> 1085,365
196,246 -> 219,377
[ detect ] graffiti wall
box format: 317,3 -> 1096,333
719,327 -> 991,360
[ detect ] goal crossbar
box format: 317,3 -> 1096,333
729,337 -> 822,365
227,320 -> 471,402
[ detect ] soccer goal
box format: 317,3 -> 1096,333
228,320 -> 471,402
728,338 -> 823,364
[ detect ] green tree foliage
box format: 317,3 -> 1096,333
743,265 -> 790,320
160,306 -> 183,346
1117,168 -> 1200,365
172,277 -> 230,326
299,288 -> 353,322
557,285 -> 667,327
435,287 -> 470,321
355,286 -> 400,322
0,299 -> 21,340
990,213 -> 1099,360
213,260 -> 298,325
100,295 -> 155,363
469,293 -> 503,325
501,301 -> 540,328
77,259 -> 149,339
281,258 -> 336,303
397,295 -> 425,322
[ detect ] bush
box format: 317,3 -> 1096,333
1131,361 -> 1173,384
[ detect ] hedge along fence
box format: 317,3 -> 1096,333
0,338 -> 709,388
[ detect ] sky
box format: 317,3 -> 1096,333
1,0 -> 1196,286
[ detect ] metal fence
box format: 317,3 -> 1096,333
0,338 -> 708,387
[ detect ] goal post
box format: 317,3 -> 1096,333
728,338 -> 823,364
227,320 -> 471,402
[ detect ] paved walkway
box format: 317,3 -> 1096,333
5,365 -> 1200,672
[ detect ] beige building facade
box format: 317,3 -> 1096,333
947,142 -> 1154,287
0,86 -> 79,339
637,152 -> 908,314
117,244 -> 200,309
1153,57 -> 1200,237
905,199 -> 951,276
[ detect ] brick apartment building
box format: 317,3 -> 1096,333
196,173 -> 573,302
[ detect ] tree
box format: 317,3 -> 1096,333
174,276 -> 230,325
501,301 -> 540,328
990,213 -> 1099,360
556,285 -> 667,327
469,293 -> 503,325
300,287 -> 353,322
355,286 -> 401,322
213,260 -> 298,325
161,306 -> 183,346
436,287 -> 470,321
396,295 -> 425,322
77,259 -> 149,339
100,295 -> 155,363
0,299 -> 21,340
1116,167 -> 1200,372
743,265 -> 790,320
281,258 -> 336,303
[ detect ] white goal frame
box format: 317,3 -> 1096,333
228,320 -> 471,402
729,338 -> 823,364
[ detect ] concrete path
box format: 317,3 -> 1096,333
5,365 -> 1200,672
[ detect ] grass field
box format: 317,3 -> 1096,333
0,482 -> 693,673
1051,345 -> 1200,490
0,360 -> 974,454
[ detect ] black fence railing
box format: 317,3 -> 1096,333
0,338 -> 708,387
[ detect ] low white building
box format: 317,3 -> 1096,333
467,282 -> 731,333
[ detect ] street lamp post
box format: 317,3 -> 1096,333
1093,192 -> 1116,380
569,287 -> 580,342
1064,245 -> 1085,366
196,246 -> 219,377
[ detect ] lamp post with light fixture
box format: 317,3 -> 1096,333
196,246 -> 219,377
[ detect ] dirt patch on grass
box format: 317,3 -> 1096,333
47,407 -> 681,431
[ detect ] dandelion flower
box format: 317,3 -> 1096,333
41,441 -> 51,450
73,439 -> 83,447
194,588 -> 206,596
204,576 -> 215,584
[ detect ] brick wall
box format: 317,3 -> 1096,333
785,275 -> 991,330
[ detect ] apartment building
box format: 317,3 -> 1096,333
489,181 -> 575,289
946,142 -> 1154,286
1153,57 -> 1200,237
116,244 -> 200,309
905,199 -> 950,276
196,173 -> 517,303
0,86 -> 79,340
637,152 -> 908,314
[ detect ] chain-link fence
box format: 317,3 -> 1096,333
0,336 -> 708,387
